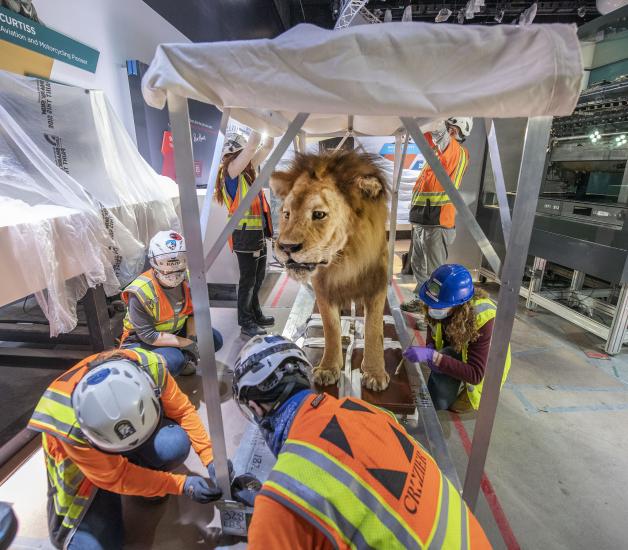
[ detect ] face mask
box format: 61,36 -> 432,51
428,307 -> 452,320
155,269 -> 186,288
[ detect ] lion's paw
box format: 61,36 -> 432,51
312,365 -> 341,387
361,369 -> 390,392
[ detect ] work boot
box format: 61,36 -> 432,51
254,311 -> 275,327
400,298 -> 423,313
241,323 -> 267,338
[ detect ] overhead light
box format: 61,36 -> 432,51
465,0 -> 475,19
435,7 -> 452,22
401,5 -> 413,22
494,8 -> 505,22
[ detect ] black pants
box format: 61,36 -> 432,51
427,346 -> 463,411
236,250 -> 267,327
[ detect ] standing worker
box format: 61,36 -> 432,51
28,348 -> 224,550
215,130 -> 275,338
402,118 -> 472,319
232,335 -> 492,549
403,264 -> 511,412
120,230 -> 223,376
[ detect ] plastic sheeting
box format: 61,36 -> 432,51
142,22 -> 583,137
0,72 -> 180,336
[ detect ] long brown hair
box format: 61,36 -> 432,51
214,153 -> 257,206
423,288 -> 488,353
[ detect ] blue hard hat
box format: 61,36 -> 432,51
418,264 -> 474,308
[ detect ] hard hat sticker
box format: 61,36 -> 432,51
114,420 -> 137,440
86,368 -> 111,385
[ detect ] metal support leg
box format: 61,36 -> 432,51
463,117 -> 553,510
387,131 -> 409,281
167,92 -> 232,500
605,283 -> 628,355
200,108 -> 231,236
204,113 -> 309,271
485,119 -> 512,246
401,117 -> 503,276
568,269 -> 586,307
526,257 -> 546,311
83,285 -> 115,351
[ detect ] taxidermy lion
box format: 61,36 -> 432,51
271,151 -> 390,391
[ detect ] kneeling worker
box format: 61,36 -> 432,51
233,335 -> 492,549
121,230 -> 223,376
404,264 -> 511,412
28,348 -> 222,550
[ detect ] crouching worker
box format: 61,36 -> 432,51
121,230 -> 223,376
404,264 -> 511,413
28,348 -> 222,550
233,335 -> 492,549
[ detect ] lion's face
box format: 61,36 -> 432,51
270,152 -> 387,282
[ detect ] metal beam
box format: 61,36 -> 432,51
83,285 -> 115,351
387,131 -> 409,281
204,113 -> 309,272
485,119 -> 512,246
200,108 -> 231,236
606,283 -> 628,355
401,117 -> 503,276
463,117 -> 553,510
334,0 -> 368,28
166,92 -> 232,500
526,257 -> 546,311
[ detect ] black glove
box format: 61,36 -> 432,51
181,341 -> 199,362
231,474 -> 261,507
208,459 -> 235,485
183,476 -> 222,504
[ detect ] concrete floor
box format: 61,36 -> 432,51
2,261 -> 628,549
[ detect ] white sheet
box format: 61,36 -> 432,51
142,22 -> 583,136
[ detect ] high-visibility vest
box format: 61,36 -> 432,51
260,393 -> 491,549
219,167 -> 273,251
28,348 -> 167,548
411,135 -> 468,229
430,297 -> 511,410
120,269 -> 193,343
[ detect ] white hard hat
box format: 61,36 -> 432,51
72,359 -> 161,453
149,230 -> 186,274
223,132 -> 247,156
232,335 -> 311,421
446,117 -> 473,139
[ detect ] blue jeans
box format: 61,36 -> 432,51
126,328 -> 224,377
66,418 -> 191,550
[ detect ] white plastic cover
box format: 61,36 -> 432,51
0,72 -> 180,335
142,22 -> 583,137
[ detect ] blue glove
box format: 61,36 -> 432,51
183,476 -> 222,503
403,346 -> 435,365
208,459 -> 235,485
231,474 -> 262,507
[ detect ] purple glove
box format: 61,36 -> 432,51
403,346 -> 435,365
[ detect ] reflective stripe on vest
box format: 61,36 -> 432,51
220,170 -> 263,230
411,142 -> 468,207
431,297 -> 511,410
261,394 -> 489,549
28,349 -> 167,546
121,269 -> 193,335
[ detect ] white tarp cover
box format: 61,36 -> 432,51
142,22 -> 583,137
0,72 -> 180,335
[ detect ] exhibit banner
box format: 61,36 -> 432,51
0,5 -> 99,73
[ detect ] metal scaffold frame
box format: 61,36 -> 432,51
166,71 -> 554,516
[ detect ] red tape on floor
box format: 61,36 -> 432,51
270,272 -> 291,308
450,412 -> 521,550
